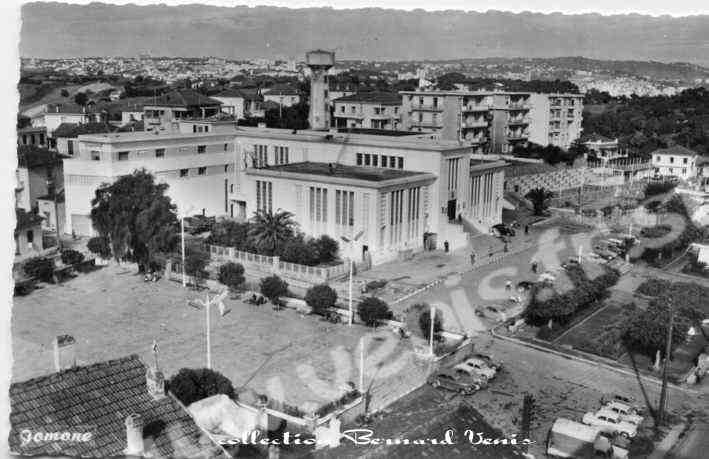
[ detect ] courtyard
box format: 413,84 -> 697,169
11,263 -> 430,413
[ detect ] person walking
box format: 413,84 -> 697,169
524,224 -> 529,235
531,259 -> 538,273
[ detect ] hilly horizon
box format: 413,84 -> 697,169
20,2 -> 709,66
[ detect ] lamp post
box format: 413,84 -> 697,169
341,230 -> 364,326
189,290 -> 228,369
429,304 -> 436,356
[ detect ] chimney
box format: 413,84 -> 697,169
145,365 -> 166,400
124,413 -> 144,456
53,334 -> 76,372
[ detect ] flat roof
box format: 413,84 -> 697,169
246,161 -> 436,188
399,90 -> 531,96
77,130 -> 238,143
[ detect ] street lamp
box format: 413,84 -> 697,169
178,205 -> 195,287
189,289 -> 228,369
341,230 -> 364,326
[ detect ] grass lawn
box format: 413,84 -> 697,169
557,302 -> 634,359
12,264 -> 428,412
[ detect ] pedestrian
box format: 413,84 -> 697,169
505,280 -> 512,291
524,224 -> 529,235
470,252 -> 476,266
531,259 -> 538,273
444,240 -> 450,253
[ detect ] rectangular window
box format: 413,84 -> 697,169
198,167 -> 206,175
381,155 -> 387,167
91,150 -> 100,161
224,143 -> 228,151
309,186 -> 328,223
155,148 -> 165,158
224,164 -> 229,173
230,184 -> 234,193
256,181 -> 273,213
340,105 -> 345,113
335,190 -> 355,227
274,146 -> 289,165
372,155 -> 378,167
356,153 -> 363,165
364,154 -> 371,166
197,145 -> 206,154
683,158 -> 688,164
118,151 -> 129,161
670,157 -> 674,164
67,140 -> 74,155
180,169 -> 189,177
398,157 -> 404,169
389,156 -> 397,168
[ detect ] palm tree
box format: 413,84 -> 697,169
525,187 -> 554,216
249,209 -> 297,255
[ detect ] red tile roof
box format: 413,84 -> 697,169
9,355 -> 228,458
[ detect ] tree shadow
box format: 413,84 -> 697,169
625,344 -> 658,423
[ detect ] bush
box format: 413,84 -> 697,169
645,181 -> 675,197
278,234 -> 319,266
315,235 -> 339,263
167,368 -> 235,406
365,279 -> 387,292
260,275 -> 289,301
60,249 -> 85,266
640,224 -> 672,238
23,257 -> 54,282
418,307 -> 444,342
87,236 -> 111,259
357,297 -> 392,326
305,284 -> 338,315
635,278 -> 671,297
218,262 -> 245,292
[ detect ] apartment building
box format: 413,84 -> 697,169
488,92 -> 532,154
213,88 -> 265,120
332,92 -> 402,130
651,145 -> 700,180
528,93 -> 584,149
399,90 -> 492,154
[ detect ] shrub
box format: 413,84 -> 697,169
23,257 -> 54,282
418,307 -> 444,342
278,234 -> 319,266
365,279 -> 387,292
305,284 -> 338,315
218,262 -> 245,292
167,368 -> 235,406
60,249 -> 85,266
260,275 -> 289,301
357,297 -> 392,326
87,236 -> 111,259
635,278 -> 671,297
640,225 -> 672,238
315,235 -> 339,263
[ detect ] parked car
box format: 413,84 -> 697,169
453,357 -> 497,380
428,369 -> 482,394
475,305 -> 507,322
492,223 -> 516,238
582,411 -> 638,438
601,402 -> 643,425
466,353 -> 503,371
600,394 -> 644,415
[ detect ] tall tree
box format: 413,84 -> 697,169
248,209 -> 296,256
90,169 -> 178,271
525,187 -> 554,216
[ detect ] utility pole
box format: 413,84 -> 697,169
657,298 -> 674,428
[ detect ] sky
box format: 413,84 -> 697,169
20,0 -> 706,17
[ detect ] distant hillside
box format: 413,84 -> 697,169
20,3 -> 709,65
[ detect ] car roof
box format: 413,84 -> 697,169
597,409 -> 622,420
606,401 -> 631,409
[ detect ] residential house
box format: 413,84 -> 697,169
584,134 -> 624,164
143,89 -> 224,132
213,88 -> 264,120
262,84 -> 302,108
651,145 -> 700,180
8,354 -> 228,458
528,93 -> 584,149
17,126 -> 47,148
52,122 -> 119,157
332,91 -> 403,130
30,103 -> 104,145
16,145 -> 63,213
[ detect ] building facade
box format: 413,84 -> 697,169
527,93 -> 584,149
332,92 -> 402,130
63,126 -> 506,265
651,145 -> 700,180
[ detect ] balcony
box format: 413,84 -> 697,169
410,104 -> 443,112
507,132 -> 529,140
335,111 -> 365,119
507,117 -> 529,126
462,119 -> 487,129
370,112 -> 400,120
508,102 -> 530,111
463,135 -> 488,145
461,104 -> 489,112
409,120 -> 441,128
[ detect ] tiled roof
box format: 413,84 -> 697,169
215,87 -> 263,101
17,145 -> 61,169
334,91 -> 402,105
263,84 -> 300,95
9,355 -> 227,458
53,122 -> 118,138
44,103 -> 97,115
148,89 -> 222,108
653,145 -> 699,157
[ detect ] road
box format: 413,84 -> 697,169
669,420 -> 709,459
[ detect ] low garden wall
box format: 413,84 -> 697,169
207,244 -> 349,286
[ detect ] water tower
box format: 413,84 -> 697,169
306,50 -> 335,131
